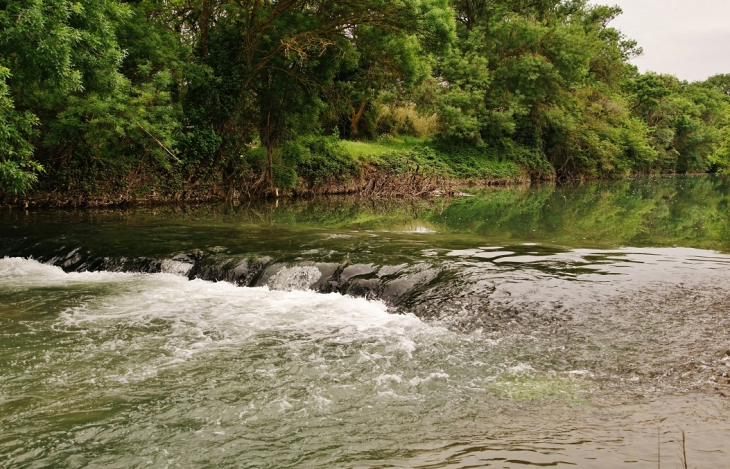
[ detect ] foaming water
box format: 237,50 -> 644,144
1,259 -> 468,467
2,258 -> 729,467
1,257 -> 435,384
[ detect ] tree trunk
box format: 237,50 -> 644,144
266,137 -> 277,197
349,100 -> 366,141
265,139 -> 274,195
200,0 -> 211,58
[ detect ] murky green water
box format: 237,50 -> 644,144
2,176 -> 730,467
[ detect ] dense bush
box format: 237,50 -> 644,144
284,136 -> 360,187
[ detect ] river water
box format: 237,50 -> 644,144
1,176 -> 729,468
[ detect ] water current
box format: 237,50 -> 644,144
1,176 -> 729,467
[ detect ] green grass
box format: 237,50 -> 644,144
339,136 -> 428,162
341,137 -> 525,181
248,135 -> 528,186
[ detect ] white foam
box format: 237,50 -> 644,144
390,223 -> 437,234
0,258 -> 471,410
0,256 -> 72,278
0,256 -> 133,285
409,372 -> 450,386
405,226 -> 436,234
507,364 -> 536,375
2,259 -> 438,375
375,374 -> 403,385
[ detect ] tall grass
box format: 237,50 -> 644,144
374,104 -> 441,138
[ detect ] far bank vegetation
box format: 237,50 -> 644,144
1,0 -> 729,205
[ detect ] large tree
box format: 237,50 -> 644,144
434,0 -> 654,178
181,0 -> 453,194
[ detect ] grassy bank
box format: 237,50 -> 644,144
339,137 -> 530,183
340,137 -> 424,160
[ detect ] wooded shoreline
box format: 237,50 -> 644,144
2,1 -> 729,202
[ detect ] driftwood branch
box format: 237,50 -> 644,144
138,124 -> 181,163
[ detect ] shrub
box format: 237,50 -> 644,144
282,135 -> 359,187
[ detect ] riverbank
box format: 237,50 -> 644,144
4,171 -> 525,209
4,138 -> 534,208
4,137 -> 707,209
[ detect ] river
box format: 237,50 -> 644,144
1,176 -> 729,467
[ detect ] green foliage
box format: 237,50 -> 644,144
428,0 -> 727,180
0,0 -> 185,195
707,100 -> 730,173
1,0 -> 728,199
0,0 -> 129,98
0,67 -> 42,195
175,0 -> 457,193
284,135 -> 359,187
377,147 -> 452,176
340,138 -> 523,180
0,0 -> 127,195
432,1 -> 650,179
626,74 -> 730,173
272,164 -> 298,190
704,74 -> 730,97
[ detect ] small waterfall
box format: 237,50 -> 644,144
267,266 -> 323,291
160,259 -> 194,276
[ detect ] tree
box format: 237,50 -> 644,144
626,74 -> 730,173
183,0 -> 453,195
0,0 -> 128,193
0,67 -> 41,195
705,74 -> 730,96
435,0 -> 647,178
